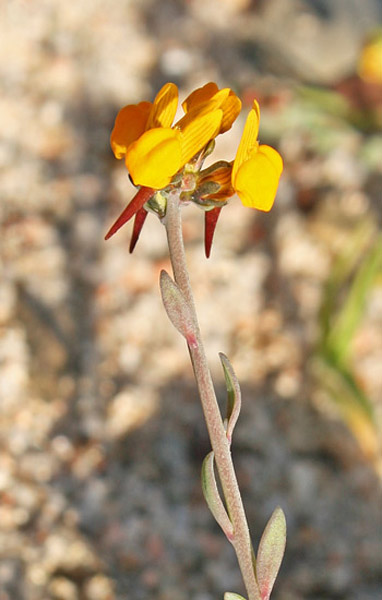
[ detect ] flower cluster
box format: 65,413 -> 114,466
106,82 -> 283,256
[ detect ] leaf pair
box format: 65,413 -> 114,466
203,449 -> 286,600
224,509 -> 286,600
202,354 -> 286,600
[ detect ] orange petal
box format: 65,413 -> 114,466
231,100 -> 260,181
199,164 -> 233,187
110,101 -> 152,159
146,82 -> 179,130
182,82 -> 219,112
183,87 -> 241,134
179,109 -> 223,165
177,88 -> 230,131
125,127 -> 182,189
220,93 -> 242,133
233,150 -> 282,212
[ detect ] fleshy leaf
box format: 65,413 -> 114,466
219,353 -> 242,444
159,270 -> 197,348
201,451 -> 234,541
224,594 -> 247,600
256,507 -> 286,600
105,186 -> 154,240
205,206 -> 223,258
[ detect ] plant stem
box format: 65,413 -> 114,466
164,190 -> 260,600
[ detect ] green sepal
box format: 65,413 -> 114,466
224,594 -> 247,600
146,190 -> 168,218
199,160 -> 232,177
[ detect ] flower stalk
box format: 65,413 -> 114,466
164,189 -> 260,600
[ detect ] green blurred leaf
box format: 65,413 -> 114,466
319,222 -> 375,345
327,236 -> 382,364
201,451 -> 233,541
298,85 -> 349,118
312,357 -> 379,460
256,507 -> 286,600
219,353 -> 242,444
313,231 -> 381,472
224,594 -> 247,600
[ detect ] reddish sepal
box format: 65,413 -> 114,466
204,207 -> 223,258
105,186 -> 154,240
129,207 -> 149,253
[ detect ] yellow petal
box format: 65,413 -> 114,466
182,86 -> 241,134
233,151 -> 282,212
177,88 -> 231,131
146,82 -> 179,130
182,82 -> 219,112
220,93 -> 242,133
110,101 -> 152,159
258,144 -> 283,177
179,109 -> 223,165
231,100 -> 260,181
125,128 -> 182,189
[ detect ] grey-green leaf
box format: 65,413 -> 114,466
159,270 -> 197,348
256,507 -> 286,600
201,451 -> 234,541
219,353 -> 242,444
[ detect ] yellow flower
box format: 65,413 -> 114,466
231,100 -> 283,212
357,35 -> 382,84
110,82 -> 241,189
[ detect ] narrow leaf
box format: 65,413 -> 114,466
219,353 -> 242,444
256,507 -> 286,600
201,451 -> 234,541
224,594 -> 247,600
159,270 -> 197,348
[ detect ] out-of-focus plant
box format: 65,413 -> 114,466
106,82 -> 286,599
312,225 -> 382,475
357,30 -> 382,85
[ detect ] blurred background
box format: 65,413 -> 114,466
1,1 -> 381,599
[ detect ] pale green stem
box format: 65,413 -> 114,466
164,190 -> 260,600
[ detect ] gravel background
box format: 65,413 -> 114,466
1,1 -> 382,599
